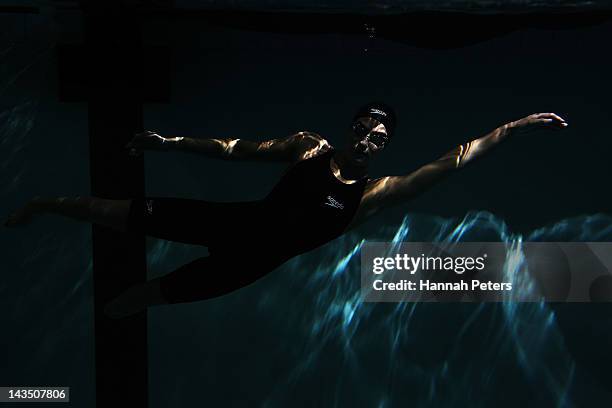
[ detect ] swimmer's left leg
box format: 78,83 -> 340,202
4,196 -> 131,231
104,254 -> 279,318
104,277 -> 168,319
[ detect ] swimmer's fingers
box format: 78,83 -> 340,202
536,113 -> 568,130
535,112 -> 566,122
127,147 -> 142,157
125,131 -> 162,155
125,132 -> 142,149
540,118 -> 569,129
125,135 -> 143,156
512,112 -> 568,134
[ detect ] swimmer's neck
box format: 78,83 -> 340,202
331,149 -> 369,183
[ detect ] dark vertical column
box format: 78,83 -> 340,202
84,5 -> 147,408
58,2 -> 171,406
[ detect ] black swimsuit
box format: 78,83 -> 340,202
126,147 -> 368,303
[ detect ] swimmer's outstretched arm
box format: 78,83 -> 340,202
348,112 -> 568,227
125,130 -> 327,163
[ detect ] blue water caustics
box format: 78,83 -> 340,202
241,211 -> 612,407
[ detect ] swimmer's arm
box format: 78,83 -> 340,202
346,113 -> 568,228
167,131 -> 327,162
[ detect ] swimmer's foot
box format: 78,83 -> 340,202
4,196 -> 43,228
104,280 -> 167,319
104,284 -> 148,319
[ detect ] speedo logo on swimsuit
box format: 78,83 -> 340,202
324,195 -> 344,210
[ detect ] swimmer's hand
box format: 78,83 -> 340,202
125,131 -> 180,156
509,112 -> 568,135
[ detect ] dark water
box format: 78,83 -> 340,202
2,7 -> 612,408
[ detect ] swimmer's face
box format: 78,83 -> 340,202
349,116 -> 389,163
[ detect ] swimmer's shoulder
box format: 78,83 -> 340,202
293,131 -> 333,162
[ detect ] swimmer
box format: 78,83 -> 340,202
4,104 -> 567,318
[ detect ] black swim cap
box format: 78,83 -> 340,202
353,102 -> 397,137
